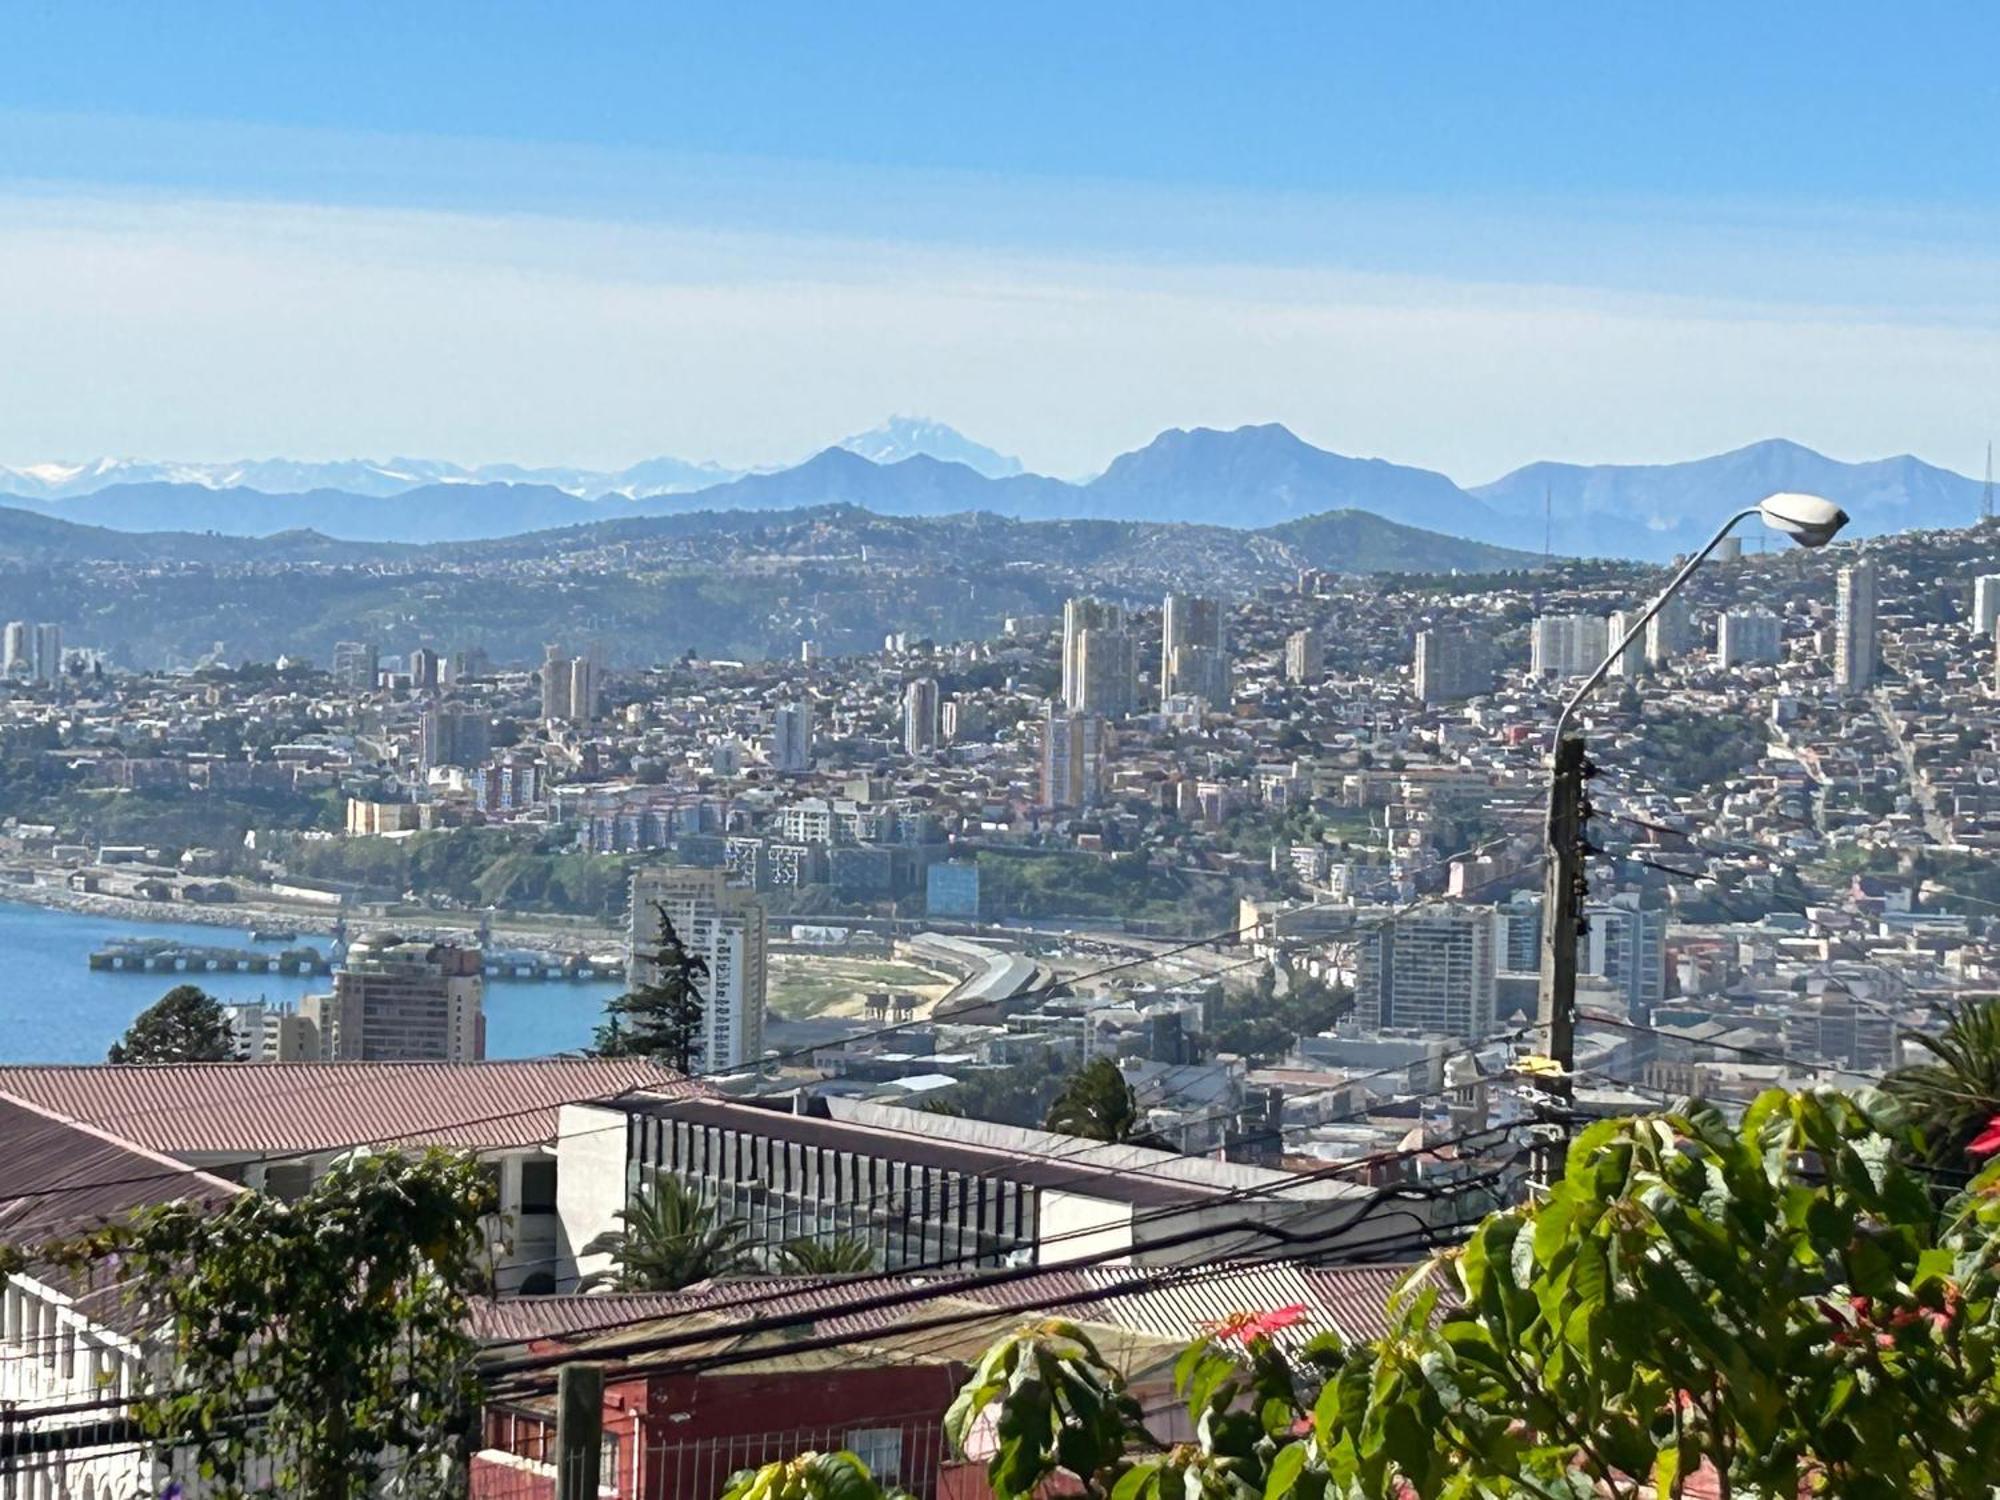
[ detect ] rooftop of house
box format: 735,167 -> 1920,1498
0,1057 -> 705,1159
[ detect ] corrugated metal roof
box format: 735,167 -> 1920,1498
0,1059 -> 704,1156
0,1091 -> 245,1334
472,1262 -> 1453,1363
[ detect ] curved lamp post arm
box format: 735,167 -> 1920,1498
1552,506 -> 1761,745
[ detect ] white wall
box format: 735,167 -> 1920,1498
555,1103 -> 632,1290
1039,1192 -> 1134,1266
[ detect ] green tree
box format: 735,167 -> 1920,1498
596,902 -> 707,1072
36,1150 -> 496,1500
108,983 -> 236,1064
1044,1057 -> 1153,1144
1888,996 -> 2000,1168
746,1088 -> 2000,1500
580,1174 -> 756,1291
774,1235 -> 878,1274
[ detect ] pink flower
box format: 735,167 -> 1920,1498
1968,1113 -> 2000,1159
1200,1304 -> 1310,1344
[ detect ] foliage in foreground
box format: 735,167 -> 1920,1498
42,1151 -> 497,1500
734,1088 -> 2000,1499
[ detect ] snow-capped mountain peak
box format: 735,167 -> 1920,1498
834,416 -> 1024,478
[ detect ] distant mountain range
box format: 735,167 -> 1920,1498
0,417 -> 1019,502
0,422 -> 1986,559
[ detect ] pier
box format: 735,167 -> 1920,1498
87,938 -> 625,983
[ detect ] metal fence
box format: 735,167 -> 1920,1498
472,1411 -> 959,1500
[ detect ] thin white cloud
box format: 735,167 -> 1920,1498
0,188 -> 1996,482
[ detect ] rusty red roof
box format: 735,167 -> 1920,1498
0,1058 -> 703,1157
0,1091 -> 246,1334
469,1261 -> 1453,1355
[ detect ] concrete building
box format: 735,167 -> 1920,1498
1283,628 -> 1323,684
1353,907 -> 1498,1040
1530,614 -> 1608,678
540,643 -> 572,721
1835,560 -> 1877,693
410,646 -> 443,691
222,999 -> 321,1061
567,656 -> 597,727
419,702 -> 491,770
1976,575 -> 2000,637
331,640 -> 378,692
1,620 -> 26,678
772,701 -> 814,772
1041,706 -> 1108,809
1583,893 -> 1667,1024
1716,610 -> 1782,668
1606,610 -> 1646,678
1414,628 -> 1492,704
903,677 -> 941,756
1161,594 -> 1230,707
31,622 -> 62,684
303,935 -> 485,1062
629,866 -> 768,1072
1062,598 -> 1132,715
1645,595 -> 1691,666
554,1093 -> 1376,1287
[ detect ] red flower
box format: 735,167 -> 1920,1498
1968,1113 -> 2000,1159
1200,1304 -> 1310,1344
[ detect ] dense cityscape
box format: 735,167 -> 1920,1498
8,8 -> 2000,1497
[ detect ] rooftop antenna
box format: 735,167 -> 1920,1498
1984,441 -> 1994,524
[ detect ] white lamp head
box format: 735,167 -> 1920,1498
1758,492 -> 1849,549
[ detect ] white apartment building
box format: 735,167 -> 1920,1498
1353,907 -> 1499,1040
1530,614 -> 1609,678
630,866 -> 769,1072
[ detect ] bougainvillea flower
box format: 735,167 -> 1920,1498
1199,1304 -> 1310,1343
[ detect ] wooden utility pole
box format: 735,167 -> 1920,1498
555,1363 -> 605,1500
1534,733 -> 1588,1181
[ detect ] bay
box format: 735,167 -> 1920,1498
0,900 -> 618,1063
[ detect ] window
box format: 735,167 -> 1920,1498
264,1162 -> 313,1200
520,1159 -> 558,1214
845,1428 -> 902,1482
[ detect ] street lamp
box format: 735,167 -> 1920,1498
1533,492 -> 1848,1144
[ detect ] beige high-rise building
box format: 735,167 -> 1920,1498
1040,705 -> 1108,809
1835,560 -> 1877,693
1283,628 -> 1323,684
303,935 -> 484,1062
567,656 -> 597,726
904,677 -> 941,756
540,643 -> 571,721
1062,598 -> 1136,717
630,866 -> 768,1072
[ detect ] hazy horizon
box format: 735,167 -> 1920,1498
6,4 -> 1999,483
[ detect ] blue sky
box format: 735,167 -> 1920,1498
3,3 -> 1998,479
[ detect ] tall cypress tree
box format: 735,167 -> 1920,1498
596,902 -> 707,1074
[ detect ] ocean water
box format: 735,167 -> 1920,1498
0,900 -> 618,1063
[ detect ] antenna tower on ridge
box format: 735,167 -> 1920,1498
1984,441 -> 1994,524
1543,481 -> 1552,561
